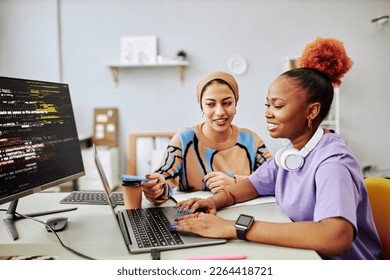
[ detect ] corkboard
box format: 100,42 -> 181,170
93,108 -> 118,147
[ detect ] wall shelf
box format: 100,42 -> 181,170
106,61 -> 189,86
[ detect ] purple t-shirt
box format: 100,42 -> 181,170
249,132 -> 381,260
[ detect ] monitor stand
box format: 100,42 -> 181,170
2,199 -> 77,240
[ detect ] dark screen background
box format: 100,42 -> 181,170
0,77 -> 85,201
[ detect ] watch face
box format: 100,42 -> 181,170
236,214 -> 254,227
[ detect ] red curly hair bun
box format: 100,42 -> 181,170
298,37 -> 353,86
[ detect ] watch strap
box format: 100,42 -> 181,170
236,227 -> 247,240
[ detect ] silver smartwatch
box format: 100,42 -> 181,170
235,214 -> 254,241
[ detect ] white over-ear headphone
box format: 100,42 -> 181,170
275,127 -> 324,171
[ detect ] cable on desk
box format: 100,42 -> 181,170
13,211 -> 96,260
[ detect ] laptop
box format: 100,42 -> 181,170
93,144 -> 226,254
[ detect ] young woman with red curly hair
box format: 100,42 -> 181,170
172,37 -> 382,260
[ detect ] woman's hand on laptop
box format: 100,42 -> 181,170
142,173 -> 166,200
171,213 -> 236,239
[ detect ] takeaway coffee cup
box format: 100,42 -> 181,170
122,184 -> 142,209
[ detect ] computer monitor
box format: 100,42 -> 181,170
0,76 -> 85,240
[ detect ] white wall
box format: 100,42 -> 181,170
1,0 -> 389,174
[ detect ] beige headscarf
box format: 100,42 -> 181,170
196,71 -> 239,108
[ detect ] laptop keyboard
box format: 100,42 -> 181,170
127,208 -> 183,248
60,191 -> 124,207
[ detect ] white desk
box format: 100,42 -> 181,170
0,192 -> 321,260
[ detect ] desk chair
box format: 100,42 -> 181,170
364,177 -> 390,259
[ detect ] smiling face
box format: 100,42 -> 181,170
265,75 -> 320,149
201,81 -> 236,141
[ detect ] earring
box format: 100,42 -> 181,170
201,112 -> 204,117
308,119 -> 313,130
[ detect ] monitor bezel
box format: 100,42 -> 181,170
0,172 -> 85,205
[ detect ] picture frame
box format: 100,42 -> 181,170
127,132 -> 174,176
120,36 -> 158,64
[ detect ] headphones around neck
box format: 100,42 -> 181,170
275,127 -> 324,171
